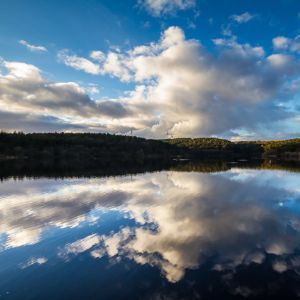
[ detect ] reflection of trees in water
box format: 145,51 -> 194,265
1,158 -> 300,181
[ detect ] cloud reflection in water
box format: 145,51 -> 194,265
1,170 -> 300,283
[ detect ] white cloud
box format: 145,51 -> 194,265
139,0 -> 196,16
103,228 -> 132,256
102,52 -> 131,81
273,36 -> 290,50
212,35 -> 265,57
90,50 -> 105,62
90,248 -> 106,259
267,54 -> 294,69
62,234 -> 102,257
231,12 -> 255,23
19,40 -> 48,52
272,35 -> 300,54
83,83 -> 100,95
58,50 -> 101,75
20,257 -> 48,269
5,228 -> 42,248
92,26 -> 296,138
0,59 -> 131,132
4,61 -> 43,81
58,50 -> 131,81
2,26 -> 300,138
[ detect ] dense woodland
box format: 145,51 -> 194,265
0,132 -> 299,164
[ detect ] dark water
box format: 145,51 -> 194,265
1,162 -> 300,299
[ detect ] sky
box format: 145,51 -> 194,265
0,0 -> 300,140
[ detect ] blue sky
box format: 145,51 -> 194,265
0,0 -> 300,139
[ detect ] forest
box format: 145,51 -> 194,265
0,132 -> 299,164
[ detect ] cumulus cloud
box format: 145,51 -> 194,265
58,27 -> 300,138
90,50 -> 105,62
273,36 -> 291,50
58,50 -> 101,75
58,50 -> 131,81
267,54 -> 295,69
2,26 -> 300,137
212,35 -> 265,57
230,12 -> 255,23
272,35 -> 300,53
19,40 -> 48,52
0,60 -> 132,132
139,0 -> 196,16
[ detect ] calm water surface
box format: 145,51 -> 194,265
1,165 -> 300,299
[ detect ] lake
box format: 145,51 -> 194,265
1,161 -> 300,299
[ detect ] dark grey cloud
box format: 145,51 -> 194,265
0,111 -> 84,132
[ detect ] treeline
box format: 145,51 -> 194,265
260,139 -> 300,158
165,137 -> 300,159
0,132 -> 299,164
0,132 -> 174,164
166,138 -> 263,157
